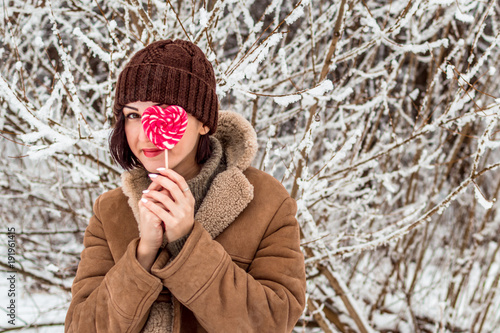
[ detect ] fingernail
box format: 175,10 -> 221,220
156,167 -> 166,171
141,198 -> 148,203
149,174 -> 158,178
142,190 -> 150,194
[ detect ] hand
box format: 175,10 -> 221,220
136,197 -> 166,272
137,199 -> 165,250
141,168 -> 195,243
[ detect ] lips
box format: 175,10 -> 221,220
142,148 -> 163,158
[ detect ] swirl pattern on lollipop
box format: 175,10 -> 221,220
141,105 -> 188,150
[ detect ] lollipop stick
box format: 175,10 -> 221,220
165,150 -> 168,169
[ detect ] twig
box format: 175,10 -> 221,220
291,0 -> 347,199
0,261 -> 70,292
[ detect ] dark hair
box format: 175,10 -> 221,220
196,134 -> 211,164
109,113 -> 141,170
109,111 -> 212,170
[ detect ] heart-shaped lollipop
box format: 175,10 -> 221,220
141,105 -> 188,168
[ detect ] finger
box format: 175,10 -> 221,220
146,178 -> 163,192
138,200 -> 164,228
158,169 -> 190,196
148,173 -> 184,202
143,189 -> 172,204
140,198 -> 172,223
156,169 -> 193,203
143,190 -> 178,215
145,170 -> 174,199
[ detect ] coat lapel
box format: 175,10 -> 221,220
121,167 -> 150,227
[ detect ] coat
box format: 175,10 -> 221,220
65,111 -> 306,333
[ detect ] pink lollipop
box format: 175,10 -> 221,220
141,105 -> 188,168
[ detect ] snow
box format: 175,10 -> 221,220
274,94 -> 301,106
331,87 -> 353,102
279,48 -> 288,77
199,8 -> 209,28
454,10 -> 474,23
306,79 -> 333,96
446,64 -> 455,79
285,0 -> 309,25
409,88 -> 419,100
474,185 -> 494,210
0,273 -> 68,332
264,0 -> 283,16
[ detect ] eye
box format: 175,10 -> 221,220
125,112 -> 141,120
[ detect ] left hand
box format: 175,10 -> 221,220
141,168 -> 195,243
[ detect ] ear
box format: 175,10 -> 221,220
200,125 -> 210,135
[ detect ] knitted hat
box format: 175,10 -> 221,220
114,39 -> 218,134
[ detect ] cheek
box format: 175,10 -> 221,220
174,125 -> 199,153
124,123 -> 140,149
177,133 -> 197,151
180,119 -> 197,142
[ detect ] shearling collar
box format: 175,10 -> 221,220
121,110 -> 258,239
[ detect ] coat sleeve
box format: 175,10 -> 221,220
150,196 -> 306,333
65,195 -> 164,333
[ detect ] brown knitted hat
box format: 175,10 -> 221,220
114,39 -> 218,134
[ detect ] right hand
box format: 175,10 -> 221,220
136,191 -> 169,271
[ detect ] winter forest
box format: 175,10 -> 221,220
1,0 -> 499,331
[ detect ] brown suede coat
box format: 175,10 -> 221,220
65,111 -> 306,333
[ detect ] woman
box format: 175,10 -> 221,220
65,39 -> 306,333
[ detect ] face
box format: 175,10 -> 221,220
123,101 -> 209,176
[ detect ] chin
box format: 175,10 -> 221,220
140,157 -> 166,173
142,158 -> 180,173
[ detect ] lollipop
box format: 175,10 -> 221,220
141,105 -> 188,168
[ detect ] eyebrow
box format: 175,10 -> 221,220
123,105 -> 138,111
123,103 -> 162,111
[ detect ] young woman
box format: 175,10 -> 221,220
65,39 -> 306,333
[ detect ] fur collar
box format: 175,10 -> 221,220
121,111 -> 258,239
